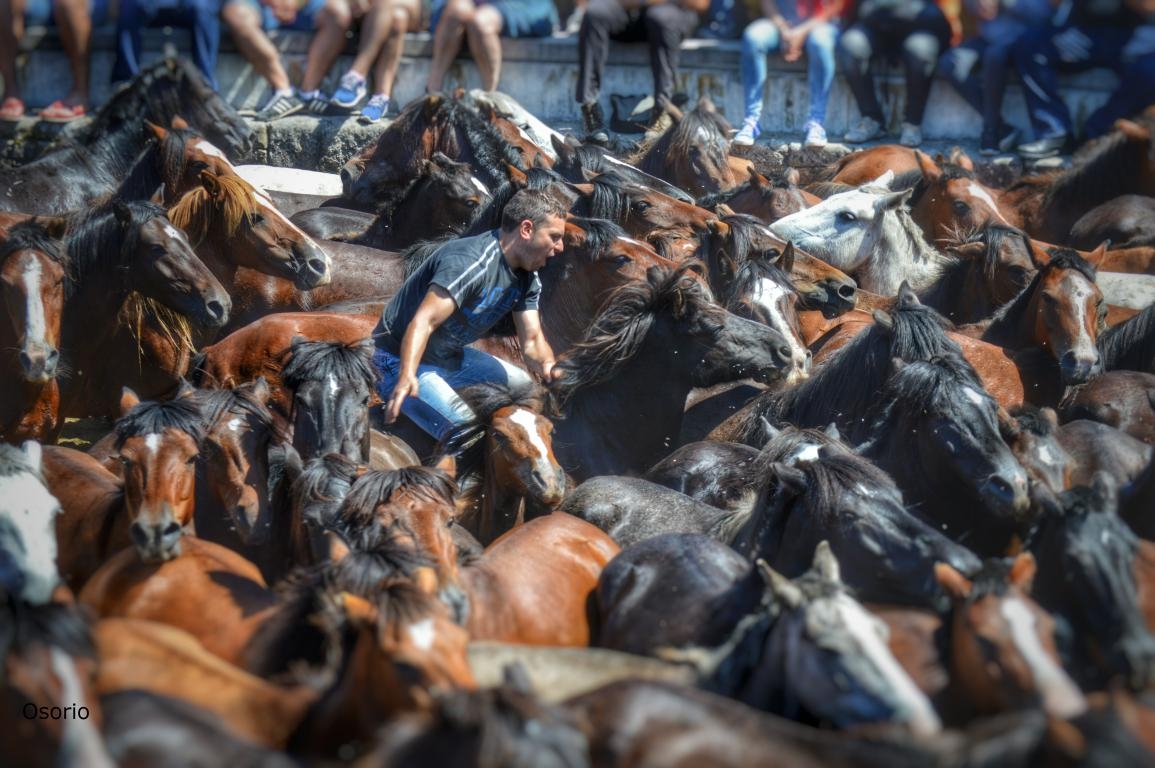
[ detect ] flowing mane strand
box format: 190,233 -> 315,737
437,381 -> 547,481
0,220 -> 68,270
281,340 -> 379,392
63,198 -> 168,296
169,173 -> 264,243
113,396 -> 206,449
333,466 -> 459,546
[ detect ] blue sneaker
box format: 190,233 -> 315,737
331,72 -> 367,111
358,94 -> 390,124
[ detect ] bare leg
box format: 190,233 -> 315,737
301,0 -> 352,92
370,0 -> 419,97
0,0 -> 27,102
464,4 -> 501,91
348,0 -> 394,76
52,0 -> 89,105
426,0 -> 474,92
222,1 -> 291,91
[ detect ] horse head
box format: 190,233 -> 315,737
281,338 -> 378,463
0,221 -> 66,382
0,442 -> 62,604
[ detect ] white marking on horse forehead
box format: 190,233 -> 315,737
226,417 -> 243,433
327,374 -> 340,397
470,176 -> 489,196
408,618 -> 435,651
162,221 -> 186,242
828,594 -> 942,735
751,277 -> 807,369
604,155 -> 634,170
1036,444 -> 1057,467
20,258 -> 47,344
963,387 -> 988,407
508,408 -> 548,460
1000,597 -> 1087,718
964,182 -> 1009,224
193,140 -> 230,162
694,125 -> 711,141
49,648 -> 115,768
788,443 -> 821,465
144,433 -> 162,455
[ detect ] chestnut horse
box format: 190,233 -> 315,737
437,381 -> 566,545
697,165 -> 813,224
333,467 -> 619,645
0,222 -> 67,443
630,96 -> 740,198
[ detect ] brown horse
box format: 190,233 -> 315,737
475,100 -> 554,170
116,118 -> 252,206
630,96 -> 740,198
437,381 -> 566,545
568,172 -> 722,240
334,467 -> 618,645
826,144 -> 925,186
697,165 -> 814,224
1000,119 -> 1155,243
0,221 -> 67,443
905,150 -> 1019,246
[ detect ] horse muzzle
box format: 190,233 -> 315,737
130,517 -> 184,562
1058,351 -> 1102,386
293,240 -> 333,289
19,343 -> 60,382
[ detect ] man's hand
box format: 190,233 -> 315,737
385,374 -> 420,424
1053,26 -> 1092,63
266,0 -> 298,24
781,28 -> 804,61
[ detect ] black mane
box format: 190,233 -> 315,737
0,220 -> 67,269
281,339 -> 379,391
1099,304 -> 1155,373
113,395 -> 205,449
333,466 -> 458,546
437,381 -> 547,481
63,198 -> 169,297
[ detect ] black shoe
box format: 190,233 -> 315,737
1017,133 -> 1069,159
581,101 -> 610,144
980,125 -> 1019,156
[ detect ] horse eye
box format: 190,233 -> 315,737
952,201 -> 971,215
119,456 -> 131,466
613,255 -> 630,266
186,454 -> 199,465
836,211 -> 856,223
633,201 -> 651,213
446,518 -> 456,529
466,200 -> 479,208
251,213 -> 266,225
191,160 -> 208,172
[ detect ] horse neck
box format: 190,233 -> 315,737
478,444 -> 524,544
918,259 -> 983,323
540,264 -> 606,355
981,281 -> 1039,351
868,208 -> 944,294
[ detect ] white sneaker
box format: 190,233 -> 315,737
899,122 -> 922,148
733,118 -> 760,146
803,119 -> 827,148
844,116 -> 883,143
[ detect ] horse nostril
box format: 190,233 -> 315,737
837,283 -> 857,300
161,522 -> 183,549
777,345 -> 793,362
207,300 -> 227,321
129,522 -> 151,549
307,257 -> 328,278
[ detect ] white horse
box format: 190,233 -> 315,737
0,441 -> 62,604
769,172 -> 949,296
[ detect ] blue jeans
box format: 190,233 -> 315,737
938,36 -> 1019,137
741,18 -> 838,124
112,0 -> 222,89
374,346 -> 533,440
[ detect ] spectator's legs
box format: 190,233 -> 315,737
979,41 -> 1014,135
1012,25 -> 1073,139
112,0 -> 150,84
1083,52 -> 1155,139
739,18 -> 781,124
804,21 -> 837,123
938,39 -> 985,119
837,22 -> 882,122
52,0 -> 89,105
0,0 -> 26,103
426,0 -> 475,92
464,4 -> 502,90
368,0 -> 421,97
222,0 -> 292,92
643,2 -> 697,109
301,0 -> 352,92
898,5 -> 949,127
575,0 -> 628,105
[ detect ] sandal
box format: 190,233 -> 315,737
0,97 -> 25,121
40,100 -> 86,123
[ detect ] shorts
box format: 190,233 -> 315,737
225,0 -> 328,31
24,0 -> 109,26
430,0 -> 557,38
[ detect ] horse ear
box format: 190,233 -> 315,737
431,452 -> 457,477
1027,239 -> 1053,270
144,120 -> 168,141
1086,241 -> 1110,269
1009,552 -> 1037,593
881,187 -> 914,211
949,146 -> 975,172
869,169 -> 895,189
896,280 -> 920,308
502,662 -> 535,694
550,133 -> 573,161
120,387 -> 141,416
32,215 -> 68,239
779,241 -> 795,275
812,541 -> 841,583
149,184 -> 166,206
747,166 -> 767,191
890,357 -> 908,374
340,592 -> 377,625
113,200 -> 133,227
934,562 -> 973,599
914,149 -> 942,183
872,309 -> 895,332
771,463 -> 807,495
506,164 -> 528,187
756,559 -> 804,608
200,170 -> 222,199
170,115 -> 190,130
19,441 -> 43,474
784,167 -> 800,186
413,566 -> 440,596
823,422 -> 841,441
248,376 -> 272,405
996,405 -> 1021,440
758,415 -> 781,442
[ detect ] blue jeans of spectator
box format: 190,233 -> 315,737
1013,24 -> 1155,140
112,0 -> 222,89
741,18 -> 838,124
373,346 -> 534,440
938,37 -> 1017,137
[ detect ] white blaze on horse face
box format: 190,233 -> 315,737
144,433 -> 162,458
751,276 -> 808,378
227,417 -> 243,433
829,594 -> 942,736
408,618 -> 436,652
50,648 -> 115,768
964,182 -> 1009,225
1000,597 -> 1087,718
1058,273 -> 1100,359
963,387 -> 987,408
508,409 -> 549,462
470,176 -> 489,196
20,257 -> 47,346
193,140 -> 231,163
327,374 -> 340,398
1,472 -> 62,604
162,221 -> 188,244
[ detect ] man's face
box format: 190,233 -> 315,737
523,214 -> 566,270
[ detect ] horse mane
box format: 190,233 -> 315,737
631,104 -> 731,175
740,294 -> 959,442
291,452 -> 362,530
401,238 -> 452,277
583,175 -> 633,223
63,198 -> 168,296
0,220 -> 68,270
116,124 -> 199,202
169,173 -> 261,243
950,223 -> 1032,283
566,216 -> 630,255
713,213 -> 777,264
0,596 -> 95,666
1098,304 -> 1155,372
550,262 -> 721,407
187,385 -> 283,443
113,395 -> 205,449
793,454 -> 903,531
964,557 -> 1018,600
807,180 -> 854,199
437,381 -> 547,481
333,467 -> 458,546
462,166 -> 567,236
864,354 -> 988,436
281,339 -> 379,392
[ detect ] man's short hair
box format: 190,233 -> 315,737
500,187 -> 568,232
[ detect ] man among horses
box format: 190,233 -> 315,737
375,187 -> 566,439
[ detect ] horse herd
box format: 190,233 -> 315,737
3,57 -> 1155,765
